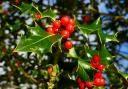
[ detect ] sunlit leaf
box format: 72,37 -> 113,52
99,45 -> 113,66
42,9 -> 56,20
14,25 -> 61,53
67,47 -> 78,58
98,29 -> 119,44
76,59 -> 91,81
76,18 -> 101,36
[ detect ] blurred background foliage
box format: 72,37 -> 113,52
0,0 -> 128,89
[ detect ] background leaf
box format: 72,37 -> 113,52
14,2 -> 32,13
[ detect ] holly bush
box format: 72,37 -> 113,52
0,0 -> 128,89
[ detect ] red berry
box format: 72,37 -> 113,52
46,27 -> 54,34
61,30 -> 70,39
69,18 -> 75,26
66,24 -> 74,33
35,13 -> 42,19
93,54 -> 101,63
94,72 -> 102,79
64,40 -> 73,49
76,77 -> 81,84
100,78 -> 105,86
85,82 -> 93,88
61,16 -> 70,26
53,27 -> 59,33
79,82 -> 85,89
47,66 -> 53,75
94,78 -> 101,86
91,60 -> 98,69
83,15 -> 91,24
97,64 -> 104,71
52,20 -> 61,29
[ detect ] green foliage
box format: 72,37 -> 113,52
1,1 -> 128,89
77,59 -> 91,81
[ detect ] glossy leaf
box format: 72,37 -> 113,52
14,3 -> 56,20
67,47 -> 78,58
14,25 -> 61,53
42,9 -> 56,20
99,45 -> 113,66
76,18 -> 101,36
98,29 -> 119,44
86,49 -> 98,59
76,59 -> 91,81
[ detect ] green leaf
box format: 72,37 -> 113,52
53,64 -> 60,73
26,25 -> 48,36
93,86 -> 105,89
67,47 -> 78,58
99,45 -> 113,66
76,59 -> 91,81
14,25 -> 61,53
6,20 -> 22,32
78,59 -> 91,70
14,2 -> 32,13
86,49 -> 98,59
76,18 -> 101,36
0,51 -> 4,59
42,9 -> 56,20
118,71 -> 128,82
14,3 -> 56,20
98,29 -> 119,44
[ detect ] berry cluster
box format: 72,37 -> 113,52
46,16 -> 75,49
76,77 -> 93,89
76,55 -> 105,89
91,54 -> 104,71
91,54 -> 105,86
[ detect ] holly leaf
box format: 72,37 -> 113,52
6,20 -> 22,32
76,59 -> 91,81
14,3 -> 56,20
67,47 -> 78,58
14,25 -> 61,53
26,25 -> 47,36
42,9 -> 56,20
86,49 -> 98,59
14,2 -> 32,13
76,18 -> 101,36
99,45 -> 113,66
98,29 -> 119,45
